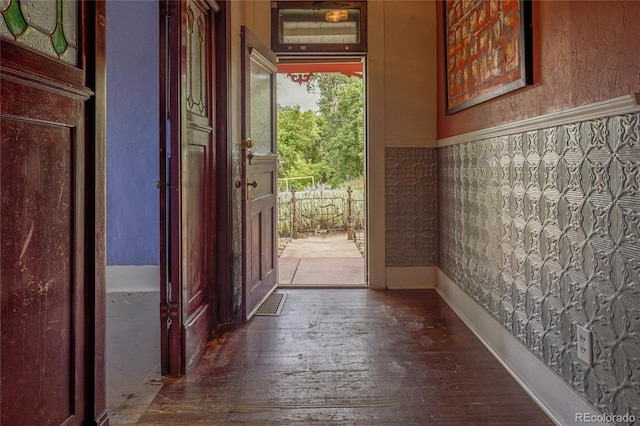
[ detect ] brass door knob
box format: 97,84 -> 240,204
247,180 -> 258,188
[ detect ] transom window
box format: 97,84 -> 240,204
271,1 -> 367,54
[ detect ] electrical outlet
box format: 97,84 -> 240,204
577,325 -> 592,366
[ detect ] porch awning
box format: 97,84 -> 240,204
277,62 -> 363,84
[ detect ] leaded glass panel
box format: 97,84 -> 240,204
62,0 -> 76,45
16,25 -> 56,56
1,0 -> 78,65
21,0 -> 56,33
0,11 -> 11,37
250,58 -> 273,154
185,1 -> 206,115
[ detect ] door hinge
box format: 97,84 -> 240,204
160,301 -> 179,323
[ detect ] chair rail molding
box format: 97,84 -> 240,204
438,93 -> 640,147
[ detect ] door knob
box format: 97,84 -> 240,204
242,138 -> 254,150
235,180 -> 258,189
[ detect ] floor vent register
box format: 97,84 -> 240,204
254,293 -> 287,316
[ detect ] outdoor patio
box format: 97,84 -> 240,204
278,233 -> 366,287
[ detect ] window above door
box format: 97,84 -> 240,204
271,1 -> 367,54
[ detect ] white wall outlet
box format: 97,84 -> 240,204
577,325 -> 592,366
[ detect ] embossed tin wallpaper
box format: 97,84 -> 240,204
385,148 -> 438,267
438,113 -> 640,420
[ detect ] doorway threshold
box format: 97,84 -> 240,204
278,283 -> 368,289
278,257 -> 366,287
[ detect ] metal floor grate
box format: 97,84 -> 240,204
254,293 -> 287,316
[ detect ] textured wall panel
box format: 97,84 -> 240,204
439,112 -> 640,421
232,121 -> 243,315
385,148 -> 438,266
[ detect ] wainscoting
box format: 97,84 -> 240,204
437,99 -> 640,423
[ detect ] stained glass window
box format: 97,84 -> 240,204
1,0 -> 78,65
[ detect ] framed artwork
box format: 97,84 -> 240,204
444,0 -> 533,114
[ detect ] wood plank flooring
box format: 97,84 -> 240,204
136,289 -> 552,425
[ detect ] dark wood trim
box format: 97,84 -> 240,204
172,0 -> 188,377
159,0 -> 172,378
0,39 -> 87,92
206,0 -> 218,333
81,0 -> 108,423
75,98 -> 89,426
0,78 -> 83,126
0,66 -> 92,101
215,0 -> 233,324
168,0 -> 184,377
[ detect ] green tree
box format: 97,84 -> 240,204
308,73 -> 364,186
277,105 -> 322,181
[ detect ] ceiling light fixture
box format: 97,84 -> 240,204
325,9 -> 348,23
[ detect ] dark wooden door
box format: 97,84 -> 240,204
241,27 -> 278,320
160,0 -> 218,376
0,1 -> 106,424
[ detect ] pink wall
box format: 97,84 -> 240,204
437,1 -> 640,139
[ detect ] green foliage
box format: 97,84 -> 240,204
277,73 -> 364,187
277,105 -> 322,179
311,74 -> 364,186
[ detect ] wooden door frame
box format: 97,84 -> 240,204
159,0 -> 179,376
274,55 -> 369,289
83,1 -> 108,423
213,0 -> 233,328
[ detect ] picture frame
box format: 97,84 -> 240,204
444,0 -> 533,114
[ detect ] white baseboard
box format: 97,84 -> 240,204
107,265 -> 160,293
386,266 -> 437,289
436,269 -> 609,426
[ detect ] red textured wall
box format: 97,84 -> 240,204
437,1 -> 640,139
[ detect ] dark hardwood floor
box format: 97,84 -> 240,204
137,289 -> 552,425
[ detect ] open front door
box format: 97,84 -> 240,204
241,27 -> 278,320
160,0 -> 219,376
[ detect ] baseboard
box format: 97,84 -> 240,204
106,265 -> 160,293
436,269 -> 608,426
386,266 -> 437,289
